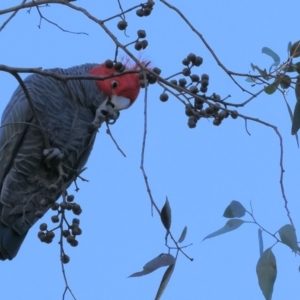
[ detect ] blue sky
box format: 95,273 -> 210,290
1,1 -> 300,299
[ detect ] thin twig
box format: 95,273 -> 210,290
0,0 -> 26,31
106,123 -> 126,157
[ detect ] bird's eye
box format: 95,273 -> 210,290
111,81 -> 118,89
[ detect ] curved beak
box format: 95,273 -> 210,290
110,95 -> 131,110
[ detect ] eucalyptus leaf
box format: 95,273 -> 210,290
256,248 -> 277,300
251,63 -> 270,80
178,226 -> 187,243
128,253 -> 175,278
154,262 -> 176,300
290,40 -> 300,58
203,219 -> 246,240
160,197 -> 171,230
264,80 -> 279,95
278,224 -> 298,252
223,200 -> 246,218
262,47 -> 280,71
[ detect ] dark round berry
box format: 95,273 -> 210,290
67,235 -> 75,244
137,30 -> 146,38
141,40 -> 148,49
62,230 -> 70,238
39,223 -> 47,231
51,215 -> 59,223
72,218 -> 80,225
117,20 -> 128,31
72,227 -> 82,236
182,58 -> 190,66
189,86 -> 198,94
213,94 -> 221,101
136,9 -> 144,17
51,202 -> 59,210
60,202 -> 67,210
201,79 -> 209,87
114,62 -> 124,72
199,109 -> 206,116
38,231 -> 45,238
182,68 -> 191,76
105,59 -> 114,69
179,78 -> 187,87
159,93 -> 169,102
193,56 -> 203,66
143,7 -> 152,16
61,254 -> 70,264
72,208 -> 82,216
46,231 -> 55,239
213,118 -> 222,126
35,211 -> 44,218
188,116 -> 197,128
231,110 -> 238,119
39,232 -> 47,242
147,74 -> 157,84
185,104 -> 194,117
213,103 -> 221,112
190,74 -> 200,82
218,110 -> 228,120
152,67 -> 161,75
187,53 -> 196,63
201,74 -> 209,81
205,106 -> 214,115
170,79 -> 177,85
200,86 -> 207,93
70,239 -> 79,247
67,195 -> 75,202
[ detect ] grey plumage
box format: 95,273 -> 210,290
0,64 -> 107,260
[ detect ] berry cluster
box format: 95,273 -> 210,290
37,194 -> 82,264
158,53 -> 239,128
136,1 -> 154,17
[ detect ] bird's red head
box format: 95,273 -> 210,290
90,62 -> 143,110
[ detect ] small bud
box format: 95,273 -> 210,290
179,78 -> 187,87
114,62 -> 124,72
185,104 -> 194,117
193,56 -> 203,66
51,202 -> 59,210
187,53 -> 196,63
141,40 -> 148,49
201,79 -> 209,88
182,58 -> 190,66
190,74 -> 200,82
46,231 -> 55,239
182,68 -> 191,76
62,230 -> 70,238
136,9 -> 144,17
200,86 -> 207,93
67,195 -> 75,202
231,110 -> 238,119
188,116 -> 197,128
189,86 -> 198,94
135,41 -> 143,51
170,79 -> 177,85
35,211 -> 44,218
143,7 -> 152,16
40,199 -> 48,206
152,67 -> 161,75
201,74 -> 209,81
72,218 -> 80,225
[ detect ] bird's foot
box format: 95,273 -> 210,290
43,148 -> 64,168
89,101 -> 120,132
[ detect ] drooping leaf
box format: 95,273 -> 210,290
178,226 -> 187,243
258,228 -> 263,257
290,40 -> 300,58
292,77 -> 300,135
154,262 -> 176,300
262,47 -> 280,71
283,95 -> 299,146
203,219 -> 246,240
160,197 -> 171,230
256,248 -> 277,300
223,200 -> 246,218
251,63 -> 270,80
278,224 -> 298,252
128,253 -> 175,278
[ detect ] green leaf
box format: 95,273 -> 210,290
278,224 -> 298,252
154,262 -> 176,300
293,62 -> 300,74
223,200 -> 246,218
264,80 -> 279,95
251,63 -> 270,80
160,197 -> 171,230
203,219 -> 246,240
178,226 -> 187,243
290,40 -> 300,58
256,248 -> 277,300
262,47 -> 280,71
128,253 -> 175,277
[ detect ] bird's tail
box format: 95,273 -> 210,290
0,204 -> 28,260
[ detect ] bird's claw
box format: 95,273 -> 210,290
90,102 -> 120,132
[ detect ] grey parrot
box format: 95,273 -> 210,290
0,62 -> 141,260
